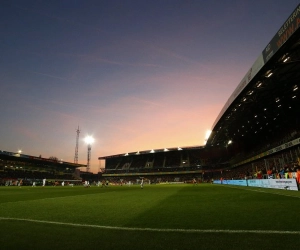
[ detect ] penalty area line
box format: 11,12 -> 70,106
0,217 -> 300,235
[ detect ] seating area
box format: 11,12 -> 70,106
212,147 -> 300,181
0,160 -> 79,186
103,146 -> 229,175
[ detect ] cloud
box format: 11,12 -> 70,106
76,53 -> 165,68
32,71 -> 67,81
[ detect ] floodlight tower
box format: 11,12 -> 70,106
84,136 -> 94,173
74,126 -> 80,164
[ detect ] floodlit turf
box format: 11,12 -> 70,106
1,184 -> 300,249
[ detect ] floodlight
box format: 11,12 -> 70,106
205,130 -> 212,140
265,70 -> 273,78
84,136 -> 94,145
283,57 -> 290,62
256,82 -> 262,88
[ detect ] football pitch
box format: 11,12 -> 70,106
1,183 -> 300,249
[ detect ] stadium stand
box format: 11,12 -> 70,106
98,4 -> 300,187
0,150 -> 85,186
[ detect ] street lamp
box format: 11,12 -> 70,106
84,136 -> 94,173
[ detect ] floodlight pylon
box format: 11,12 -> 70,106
74,126 -> 80,164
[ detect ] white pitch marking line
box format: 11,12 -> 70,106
1,217 -> 300,235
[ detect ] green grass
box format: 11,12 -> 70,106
1,184 -> 300,249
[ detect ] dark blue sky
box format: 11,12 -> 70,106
0,0 -> 299,172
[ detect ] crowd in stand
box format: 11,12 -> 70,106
213,159 -> 300,182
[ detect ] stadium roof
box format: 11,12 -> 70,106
98,145 -> 205,160
0,150 -> 86,169
206,4 -> 300,147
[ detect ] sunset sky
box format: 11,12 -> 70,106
1,0 -> 299,173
